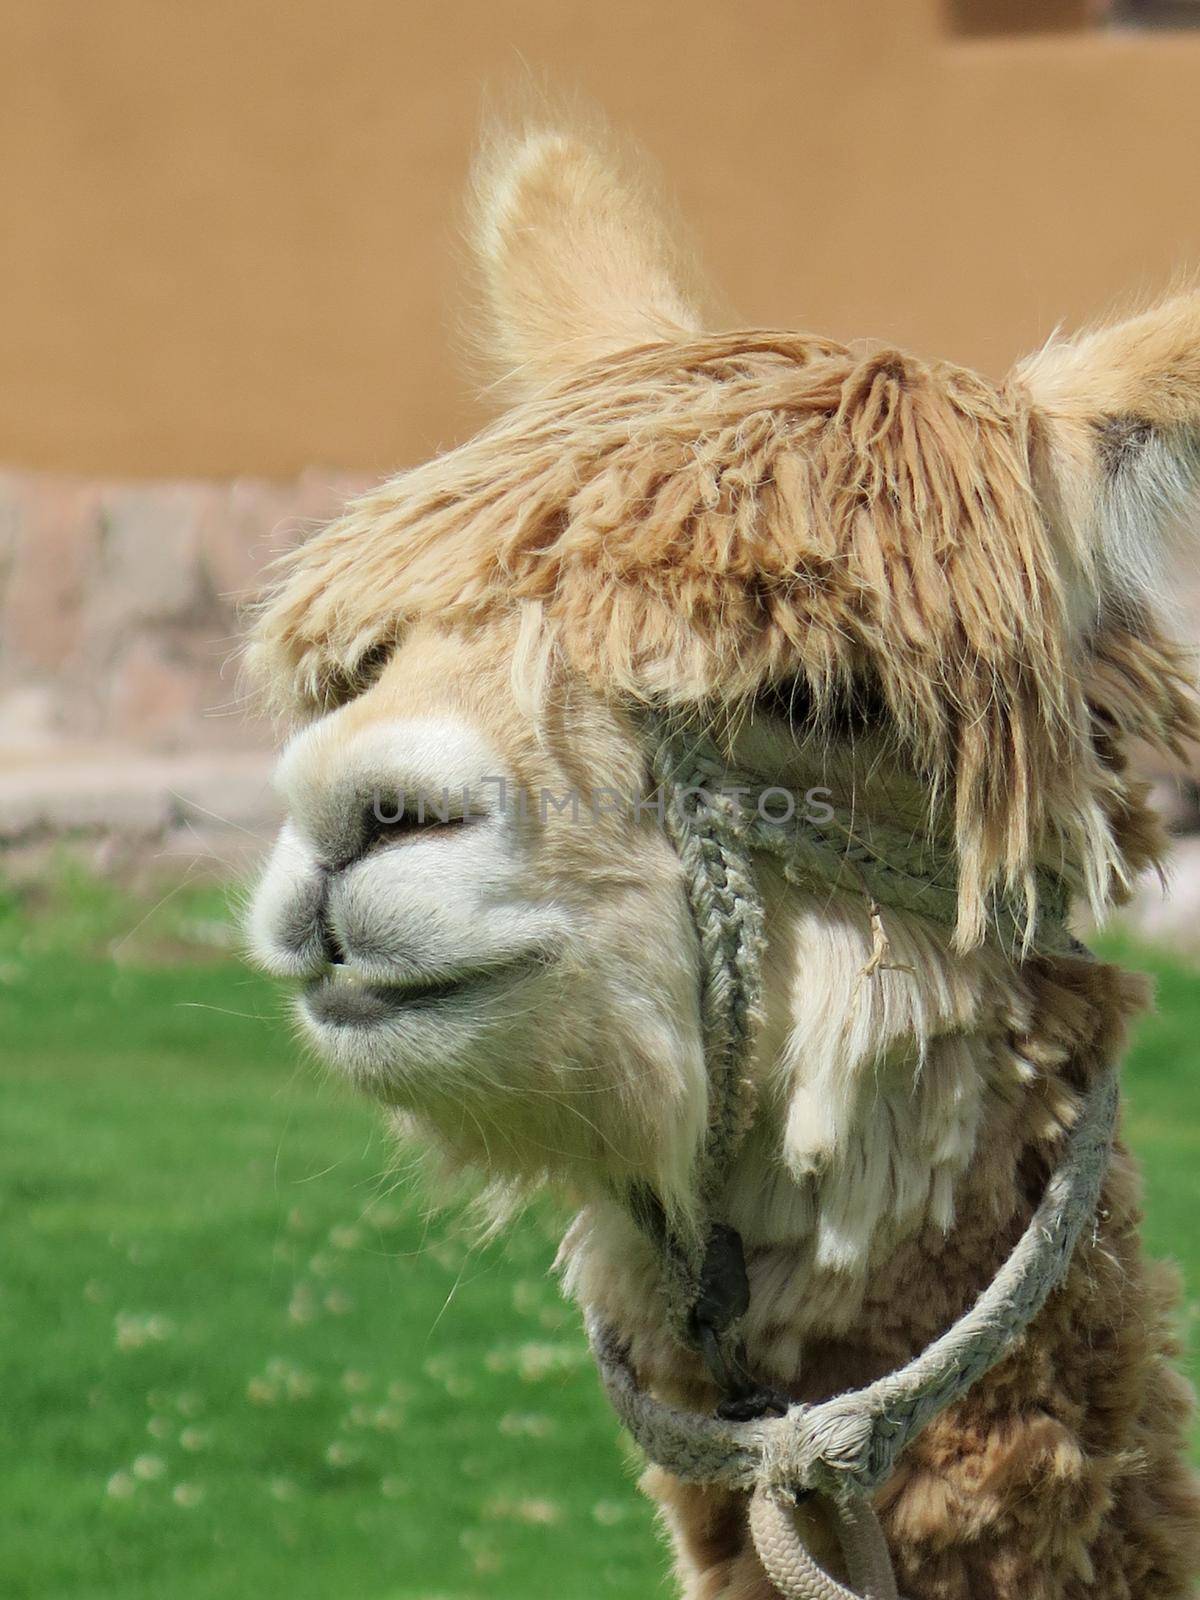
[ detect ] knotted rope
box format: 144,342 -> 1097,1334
590,718 -> 1111,1600
750,1486 -> 899,1600
591,1061 -> 1117,1599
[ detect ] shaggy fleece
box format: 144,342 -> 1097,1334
586,955 -> 1200,1599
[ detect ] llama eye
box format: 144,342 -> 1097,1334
323,643 -> 395,709
755,675 -> 887,738
351,642 -> 394,690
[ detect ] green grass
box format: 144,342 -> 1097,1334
0,867 -> 664,1600
1097,932 -> 1200,1394
0,867 -> 1197,1599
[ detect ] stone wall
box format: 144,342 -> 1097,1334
7,2 -> 1200,481
0,468 -> 368,863
0,467 -> 368,751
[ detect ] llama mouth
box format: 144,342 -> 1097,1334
301,959 -> 538,1027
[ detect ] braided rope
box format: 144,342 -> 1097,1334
588,1061 -> 1117,1596
636,718 -> 1075,1347
750,1487 -> 901,1600
598,718 -> 1104,1600
589,1061 -> 1116,1495
648,725 -> 765,1207
641,726 -> 765,1354
647,719 -> 1075,960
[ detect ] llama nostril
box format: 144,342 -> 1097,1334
360,799 -> 478,855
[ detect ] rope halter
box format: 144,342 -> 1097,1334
585,717 -> 1114,1600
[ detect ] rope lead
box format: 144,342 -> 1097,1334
588,1063 -> 1118,1600
592,717 -> 1108,1600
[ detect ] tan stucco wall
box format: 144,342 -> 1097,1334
4,0 -> 1200,479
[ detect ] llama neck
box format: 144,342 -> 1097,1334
561,897 -> 1043,1396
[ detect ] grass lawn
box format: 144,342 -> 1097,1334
1,867 -> 1197,1600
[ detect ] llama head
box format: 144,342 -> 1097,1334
246,125 -> 1200,1219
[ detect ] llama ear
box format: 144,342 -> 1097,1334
468,124 -> 705,394
1015,292 -> 1200,603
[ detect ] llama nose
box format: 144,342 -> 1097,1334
276,714 -> 508,848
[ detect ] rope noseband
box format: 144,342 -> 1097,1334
586,718 -> 1113,1600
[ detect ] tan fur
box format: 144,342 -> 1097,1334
246,122 -> 1200,1597
631,961 -> 1200,1600
469,122 -> 704,394
249,326 -> 1199,950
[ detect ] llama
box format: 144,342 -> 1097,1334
246,124 -> 1200,1598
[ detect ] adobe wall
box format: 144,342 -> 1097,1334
3,1 -> 1200,478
